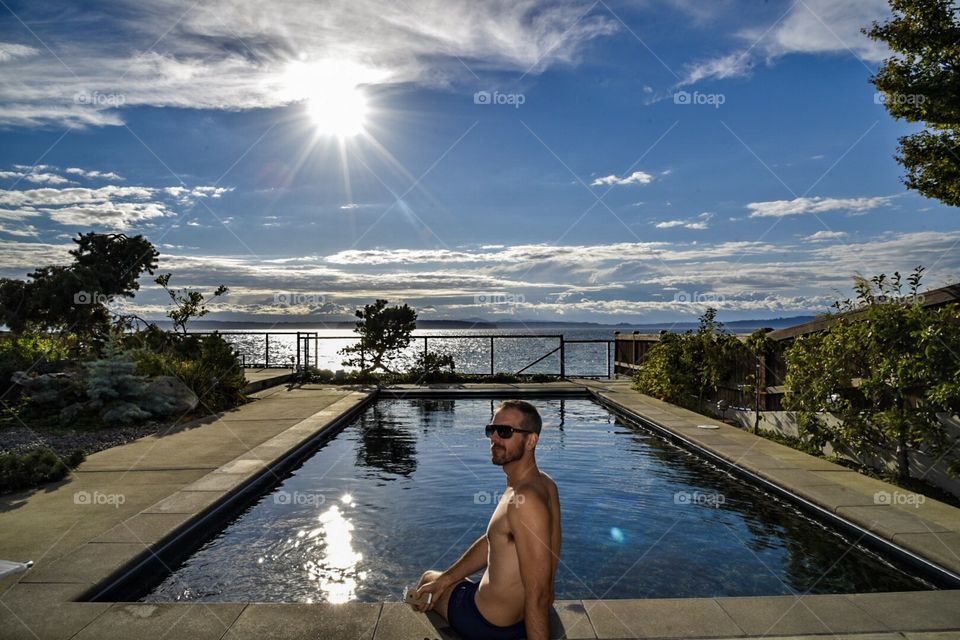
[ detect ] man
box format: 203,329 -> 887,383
416,399 -> 562,640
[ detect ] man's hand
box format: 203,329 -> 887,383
415,572 -> 453,612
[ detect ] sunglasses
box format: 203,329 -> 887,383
485,424 -> 534,439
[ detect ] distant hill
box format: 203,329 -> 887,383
179,315 -> 817,332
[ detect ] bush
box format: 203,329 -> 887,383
0,332 -> 72,396
0,447 -> 70,493
131,334 -> 246,413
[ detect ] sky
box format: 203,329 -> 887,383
0,0 -> 957,325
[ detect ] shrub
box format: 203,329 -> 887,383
0,448 -> 69,493
0,332 -> 72,396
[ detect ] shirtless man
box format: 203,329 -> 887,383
415,400 -> 561,640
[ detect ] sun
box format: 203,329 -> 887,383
282,60 -> 373,138
306,84 -> 368,138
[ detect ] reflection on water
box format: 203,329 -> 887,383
302,496 -> 365,604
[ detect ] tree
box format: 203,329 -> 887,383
784,268 -> 960,480
866,0 -> 960,207
0,233 -> 158,338
340,299 -> 417,373
154,273 -> 228,335
633,308 -> 742,412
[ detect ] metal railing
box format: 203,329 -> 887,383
192,332 -> 615,378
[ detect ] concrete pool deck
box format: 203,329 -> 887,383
0,380 -> 958,639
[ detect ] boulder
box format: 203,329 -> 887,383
140,376 -> 199,417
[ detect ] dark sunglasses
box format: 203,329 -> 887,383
485,424 -> 534,439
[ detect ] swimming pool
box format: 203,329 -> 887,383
140,397 -> 934,603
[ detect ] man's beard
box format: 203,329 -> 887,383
491,443 -> 524,466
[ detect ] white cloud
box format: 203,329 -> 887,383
591,171 -> 654,187
678,0 -> 890,86
65,167 -> 124,180
655,220 -> 685,229
654,211 -> 712,230
0,0 -> 617,128
747,196 -> 893,218
0,222 -> 40,237
47,201 -> 172,228
0,166 -> 75,185
805,230 -> 848,242
0,42 -> 40,62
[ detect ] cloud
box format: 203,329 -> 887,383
65,167 -> 124,180
591,171 -> 654,187
0,0 -> 617,128
654,211 -> 712,230
747,196 -> 893,218
805,230 -> 848,242
0,42 -> 40,62
678,0 -> 890,86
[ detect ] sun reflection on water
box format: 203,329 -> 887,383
300,498 -> 366,603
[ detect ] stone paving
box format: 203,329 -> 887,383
0,379 -> 958,639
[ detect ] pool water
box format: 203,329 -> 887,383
142,397 -> 933,603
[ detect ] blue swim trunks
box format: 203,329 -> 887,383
446,580 -> 526,640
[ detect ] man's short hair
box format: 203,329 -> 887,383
497,399 -> 543,435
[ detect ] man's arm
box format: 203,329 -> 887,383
509,489 -> 554,640
416,535 -> 488,610
442,535 -> 489,582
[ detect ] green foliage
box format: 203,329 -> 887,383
154,273 -> 228,335
130,333 -> 246,413
408,351 -> 457,383
866,0 -> 960,207
0,332 -> 72,395
784,267 -> 960,480
340,299 -> 417,373
632,308 -> 743,410
0,233 -> 158,340
0,447 -> 70,493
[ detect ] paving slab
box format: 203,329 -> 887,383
373,603 -> 457,640
836,505 -> 953,539
18,542 -> 148,586
0,582 -> 111,640
72,602 -> 246,640
141,490 -> 224,515
847,590 -> 960,631
583,598 -> 745,638
715,594 -> 889,636
89,512 -> 195,544
890,532 -> 960,571
222,603 -> 381,640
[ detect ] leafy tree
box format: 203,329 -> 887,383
784,268 -> 960,480
866,0 -> 960,207
155,273 -> 228,335
633,308 -> 742,411
0,233 -> 159,338
340,299 -> 417,373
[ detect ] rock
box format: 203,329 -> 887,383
11,370 -> 84,407
101,401 -> 152,425
140,376 -> 199,417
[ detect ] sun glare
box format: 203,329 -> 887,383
282,60 -> 374,138
306,84 -> 367,137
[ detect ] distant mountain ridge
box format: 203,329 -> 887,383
178,315 -> 817,332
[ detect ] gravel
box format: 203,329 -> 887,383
0,423 -> 162,460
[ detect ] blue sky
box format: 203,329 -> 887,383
0,0 -> 957,324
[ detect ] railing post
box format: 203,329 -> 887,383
296,331 -> 301,370
304,334 -> 310,371
423,336 -> 428,363
559,336 -> 565,379
490,336 -> 494,375
607,341 -> 611,379
265,333 -> 270,368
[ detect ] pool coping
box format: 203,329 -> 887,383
0,381 -> 958,639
